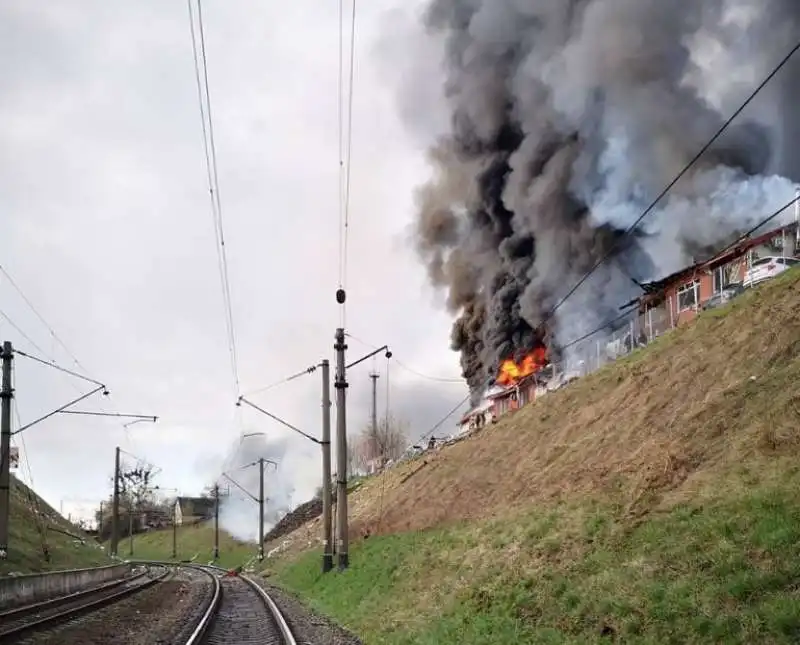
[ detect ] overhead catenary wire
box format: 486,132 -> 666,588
0,306 -> 127,448
341,0 -> 357,292
336,0 -> 358,325
14,349 -> 106,388
345,333 -> 463,383
337,0 -> 345,293
187,0 -> 241,400
542,36 -> 800,329
0,308 -> 49,357
243,364 -> 319,397
0,264 -> 93,378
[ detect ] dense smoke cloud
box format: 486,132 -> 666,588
400,0 -> 800,395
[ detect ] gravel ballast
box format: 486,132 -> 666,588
19,568 -> 213,645
253,576 -> 364,645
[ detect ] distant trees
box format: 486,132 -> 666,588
349,414 -> 409,475
93,462 -> 173,542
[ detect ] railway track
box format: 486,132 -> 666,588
0,564 -> 169,643
182,565 -> 297,645
0,562 -> 297,644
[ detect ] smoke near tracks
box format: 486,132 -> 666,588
391,0 -> 800,397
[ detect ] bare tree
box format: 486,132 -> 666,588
356,414 -> 409,470
346,437 -> 367,478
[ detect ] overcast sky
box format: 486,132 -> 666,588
0,1 -> 469,524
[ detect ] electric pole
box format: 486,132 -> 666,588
98,500 -> 104,539
0,341 -> 14,560
334,327 -> 349,570
370,370 -> 379,464
172,500 -> 178,560
321,359 -> 333,573
258,457 -> 265,561
213,483 -> 220,560
111,447 -> 120,557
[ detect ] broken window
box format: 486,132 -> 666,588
677,280 -> 699,312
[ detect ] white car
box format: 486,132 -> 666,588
742,256 -> 800,288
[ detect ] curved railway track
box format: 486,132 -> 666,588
0,564 -> 169,643
0,562 -> 297,644
181,564 -> 297,645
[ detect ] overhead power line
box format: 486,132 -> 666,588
418,392 -> 472,442
187,0 -> 241,400
0,264 -> 90,377
543,36 -> 800,328
346,333 -> 462,383
713,195 -> 800,259
556,193 -> 800,354
393,360 -> 463,384
0,309 -> 49,357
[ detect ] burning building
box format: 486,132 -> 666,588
399,0 -> 800,400
496,346 -> 548,387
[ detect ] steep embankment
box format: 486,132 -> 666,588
2,475 -> 110,575
269,269 -> 800,644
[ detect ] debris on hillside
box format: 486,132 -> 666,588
263,492 -> 337,545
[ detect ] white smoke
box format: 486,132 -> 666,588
216,434 -> 296,543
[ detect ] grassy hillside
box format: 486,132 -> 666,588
269,268 -> 800,644
2,475 -> 111,575
118,521 -> 258,569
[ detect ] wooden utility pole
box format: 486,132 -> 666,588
321,359 -> 333,573
258,457 -> 265,561
0,341 -> 13,560
334,327 -> 349,570
213,483 -> 220,560
110,447 -> 120,557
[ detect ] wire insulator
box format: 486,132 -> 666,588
336,288 -> 346,304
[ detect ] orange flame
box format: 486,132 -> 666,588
496,347 -> 547,386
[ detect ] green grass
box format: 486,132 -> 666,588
2,476 -> 111,575
269,271 -> 800,644
118,521 -> 259,569
273,476 -> 800,644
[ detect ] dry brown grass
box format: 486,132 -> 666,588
268,270 -> 800,555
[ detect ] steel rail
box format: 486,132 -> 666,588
133,560 -> 297,645
0,565 -> 169,642
197,563 -> 297,645
0,567 -> 147,621
181,566 -> 222,645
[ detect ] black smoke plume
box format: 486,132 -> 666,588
402,0 -> 800,396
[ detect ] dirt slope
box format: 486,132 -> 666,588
267,268 -> 800,555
